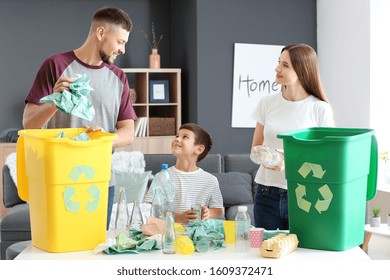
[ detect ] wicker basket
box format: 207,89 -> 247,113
149,117 -> 176,136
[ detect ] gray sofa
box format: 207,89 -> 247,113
0,153 -> 258,259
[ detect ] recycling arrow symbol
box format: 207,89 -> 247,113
295,162 -> 333,214
63,165 -> 100,214
298,162 -> 326,179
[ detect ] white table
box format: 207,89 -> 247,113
362,223 -> 390,251
16,243 -> 369,260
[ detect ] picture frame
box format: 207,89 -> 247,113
149,80 -> 169,103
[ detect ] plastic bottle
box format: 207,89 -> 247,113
250,145 -> 283,168
129,200 -> 144,231
150,163 -> 175,213
114,187 -> 130,236
235,206 -> 251,253
162,211 -> 176,254
195,238 -> 218,253
151,187 -> 164,219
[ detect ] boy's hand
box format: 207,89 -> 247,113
175,210 -> 199,224
201,206 -> 210,220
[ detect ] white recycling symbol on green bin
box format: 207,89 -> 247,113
295,162 -> 333,213
62,165 -> 100,214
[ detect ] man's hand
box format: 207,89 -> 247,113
84,125 -> 105,133
53,76 -> 74,93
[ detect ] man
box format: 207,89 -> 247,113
23,6 -> 137,228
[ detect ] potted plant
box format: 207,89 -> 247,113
370,207 -> 381,227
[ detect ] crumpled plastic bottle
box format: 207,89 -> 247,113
250,145 -> 283,168
150,163 -> 175,214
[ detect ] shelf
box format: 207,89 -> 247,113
122,68 -> 181,151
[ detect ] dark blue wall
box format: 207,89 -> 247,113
171,0 -> 317,155
0,0 -> 316,156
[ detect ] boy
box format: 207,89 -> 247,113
145,123 -> 224,224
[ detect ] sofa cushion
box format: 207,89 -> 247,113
0,204 -> 31,241
225,204 -> 255,226
224,154 -> 258,174
2,165 -> 25,208
213,172 -> 253,207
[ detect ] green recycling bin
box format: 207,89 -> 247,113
278,127 -> 377,251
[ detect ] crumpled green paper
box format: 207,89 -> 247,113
56,131 -> 91,141
40,74 -> 95,121
186,219 -> 225,252
103,229 -> 162,255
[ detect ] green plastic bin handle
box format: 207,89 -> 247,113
366,135 -> 378,201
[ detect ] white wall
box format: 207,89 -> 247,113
317,0 -> 370,128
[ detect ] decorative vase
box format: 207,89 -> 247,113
130,88 -> 137,103
370,216 -> 381,227
149,48 -> 160,69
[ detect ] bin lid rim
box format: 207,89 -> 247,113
277,127 -> 375,141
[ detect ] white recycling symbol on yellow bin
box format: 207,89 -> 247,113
295,162 -> 333,213
62,165 -> 100,214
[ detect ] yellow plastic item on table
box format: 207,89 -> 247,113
174,222 -> 186,233
222,220 -> 236,244
175,235 -> 194,255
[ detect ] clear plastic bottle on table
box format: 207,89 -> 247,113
162,211 -> 176,254
235,205 -> 251,253
151,187 -> 164,219
150,163 -> 175,214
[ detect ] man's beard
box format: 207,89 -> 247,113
99,48 -> 113,64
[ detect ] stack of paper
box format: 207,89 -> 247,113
134,117 -> 148,137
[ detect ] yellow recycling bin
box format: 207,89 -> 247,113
17,128 -> 117,253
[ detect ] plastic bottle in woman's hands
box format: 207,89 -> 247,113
250,145 -> 283,168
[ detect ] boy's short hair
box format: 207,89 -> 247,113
179,123 -> 212,162
93,6 -> 133,32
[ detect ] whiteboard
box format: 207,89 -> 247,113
231,43 -> 283,128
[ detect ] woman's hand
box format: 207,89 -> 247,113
263,149 -> 285,171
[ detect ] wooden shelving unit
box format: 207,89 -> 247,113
120,68 -> 182,153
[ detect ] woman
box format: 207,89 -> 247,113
251,43 -> 335,230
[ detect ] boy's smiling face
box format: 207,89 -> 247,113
171,129 -> 204,159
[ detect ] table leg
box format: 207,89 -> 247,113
362,232 -> 372,252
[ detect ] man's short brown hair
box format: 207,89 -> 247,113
93,6 -> 133,32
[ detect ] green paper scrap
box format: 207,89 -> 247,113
86,184 -> 100,213
74,132 -> 91,141
185,219 -> 225,252
63,186 -> 80,213
40,74 -> 95,121
263,229 -> 289,240
56,131 -> 67,138
116,232 -> 139,251
103,229 -> 161,255
56,131 -> 91,141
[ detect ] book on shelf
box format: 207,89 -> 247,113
135,117 -> 148,137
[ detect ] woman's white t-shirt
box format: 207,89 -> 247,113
251,92 -> 335,189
